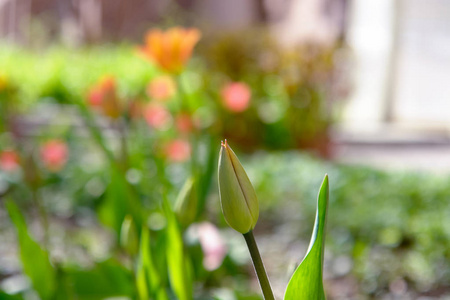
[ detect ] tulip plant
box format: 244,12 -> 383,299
218,140 -> 329,299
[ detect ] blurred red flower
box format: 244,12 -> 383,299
165,139 -> 191,162
0,150 -> 20,172
127,99 -> 145,120
221,82 -> 252,113
138,27 -> 201,73
143,104 -> 172,130
175,113 -> 195,135
147,75 -> 176,101
87,76 -> 121,119
40,140 -> 68,172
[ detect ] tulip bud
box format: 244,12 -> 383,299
218,140 -> 259,234
120,215 -> 139,256
174,177 -> 198,227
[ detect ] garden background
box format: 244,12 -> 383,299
0,0 -> 449,299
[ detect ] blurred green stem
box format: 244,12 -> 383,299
176,74 -> 201,216
117,118 -> 129,171
31,188 -> 49,247
243,231 -> 275,300
78,103 -> 115,162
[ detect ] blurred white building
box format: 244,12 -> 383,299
345,0 -> 450,132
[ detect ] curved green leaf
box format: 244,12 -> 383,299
5,201 -> 57,300
163,197 -> 193,300
136,226 -> 168,300
284,175 -> 329,300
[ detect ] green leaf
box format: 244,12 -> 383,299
5,201 -> 57,300
0,291 -> 24,300
174,177 -> 198,227
197,135 -> 217,219
284,174 -> 329,300
98,164 -> 142,234
120,215 -> 139,256
163,197 -> 193,300
67,259 -> 134,299
136,226 -> 168,300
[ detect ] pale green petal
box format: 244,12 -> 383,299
218,145 -> 254,233
218,142 -> 259,234
226,145 -> 259,227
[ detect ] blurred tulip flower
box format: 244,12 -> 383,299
0,150 -> 20,172
147,75 -> 176,101
87,76 -> 121,119
0,74 -> 9,92
127,99 -> 145,120
143,104 -> 172,130
196,222 -> 227,271
165,139 -> 191,162
139,27 -> 201,73
40,140 -> 69,172
175,113 -> 195,135
218,140 -> 259,234
221,82 -> 252,113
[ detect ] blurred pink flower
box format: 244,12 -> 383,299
143,104 -> 172,130
40,140 -> 69,172
221,82 -> 251,113
87,88 -> 103,107
165,139 -> 191,162
196,222 -> 227,271
147,76 -> 176,101
0,150 -> 20,172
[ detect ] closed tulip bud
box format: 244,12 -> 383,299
120,215 -> 139,256
218,140 -> 259,234
175,177 -> 198,227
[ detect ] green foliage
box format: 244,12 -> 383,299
284,175 -> 328,299
0,45 -> 157,106
245,152 -> 450,294
136,226 -> 168,300
65,259 -> 134,299
0,291 -> 24,300
163,197 -> 193,300
120,215 -> 139,256
98,164 -> 143,234
5,201 -> 57,300
175,177 -> 198,227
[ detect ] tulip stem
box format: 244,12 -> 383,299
243,231 -> 275,300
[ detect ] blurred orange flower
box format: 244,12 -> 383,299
87,76 -> 121,119
0,150 -> 20,172
143,104 -> 172,130
165,139 -> 191,162
146,75 -> 176,101
139,27 -> 201,73
221,82 -> 252,113
40,140 -> 68,172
